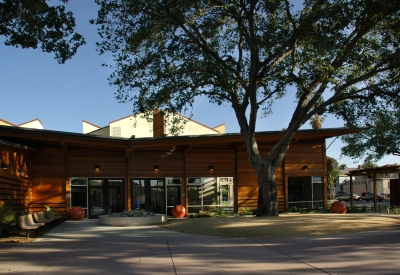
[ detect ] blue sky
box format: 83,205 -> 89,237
1,0 -> 398,168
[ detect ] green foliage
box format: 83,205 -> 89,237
283,206 -> 328,214
346,204 -> 357,213
188,208 -> 238,218
0,200 -> 17,235
340,101 -> 400,163
0,0 -> 86,63
346,204 -> 368,213
385,206 -> 400,214
240,206 -> 255,215
362,160 -> 378,169
92,0 -> 400,216
44,205 -> 60,218
287,206 -> 299,213
327,156 -> 340,199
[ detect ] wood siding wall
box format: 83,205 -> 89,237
0,146 -> 32,213
30,144 -> 66,213
236,144 -> 286,211
2,137 -> 328,215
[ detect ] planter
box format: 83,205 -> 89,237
98,214 -> 167,226
69,206 -> 85,220
330,201 -> 347,214
171,204 -> 186,218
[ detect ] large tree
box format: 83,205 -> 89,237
0,0 -> 85,63
92,0 -> 400,216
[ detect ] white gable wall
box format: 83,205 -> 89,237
83,121 -> 100,134
109,115 -> 154,138
19,119 -> 43,129
84,112 -> 221,138
0,120 -> 13,126
89,127 -> 110,136
164,115 -> 218,136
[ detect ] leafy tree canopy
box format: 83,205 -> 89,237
339,98 -> 400,163
362,160 -> 378,169
0,0 -> 85,63
92,0 -> 400,216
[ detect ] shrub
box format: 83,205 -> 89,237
0,200 -> 17,235
240,206 -> 254,215
345,204 -> 359,213
385,206 -> 400,214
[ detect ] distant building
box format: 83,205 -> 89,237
338,166 -> 398,197
0,118 -> 43,129
83,111 -> 225,138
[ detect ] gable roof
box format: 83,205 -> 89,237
19,118 -> 43,128
83,112 -> 222,135
0,118 -> 43,129
0,118 -> 16,126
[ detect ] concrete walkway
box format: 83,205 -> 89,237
1,219 -> 400,274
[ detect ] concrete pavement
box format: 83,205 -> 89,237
1,219 -> 400,274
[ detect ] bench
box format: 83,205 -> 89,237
19,214 -> 45,239
33,211 -> 55,227
45,210 -> 62,221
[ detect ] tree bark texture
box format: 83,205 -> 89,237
257,168 -> 279,216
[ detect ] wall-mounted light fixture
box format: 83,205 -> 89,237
0,161 -> 9,169
154,165 -> 159,171
302,165 -> 309,170
18,168 -> 24,176
95,164 -> 100,171
209,165 -> 214,171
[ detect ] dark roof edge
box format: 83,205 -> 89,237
0,125 -> 365,143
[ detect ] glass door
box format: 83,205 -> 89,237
89,180 -> 105,218
131,178 -> 179,214
131,179 -> 146,210
70,178 -> 88,218
88,179 -> 124,219
166,185 -> 181,215
150,179 -> 165,214
108,179 -> 124,213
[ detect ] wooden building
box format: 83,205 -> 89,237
0,125 -> 362,218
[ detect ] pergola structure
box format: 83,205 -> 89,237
347,164 -> 400,212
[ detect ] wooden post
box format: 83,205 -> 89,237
373,173 -> 378,212
350,174 -> 354,207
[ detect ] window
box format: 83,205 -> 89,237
70,178 -> 88,218
288,176 -> 323,209
111,127 -> 121,137
187,177 -> 234,212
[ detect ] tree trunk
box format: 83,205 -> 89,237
311,116 -> 322,129
255,161 -> 279,216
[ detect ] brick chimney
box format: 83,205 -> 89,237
153,110 -> 165,137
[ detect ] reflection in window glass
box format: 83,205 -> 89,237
131,179 -> 146,209
187,177 -> 234,212
288,176 -> 323,209
188,186 -> 202,206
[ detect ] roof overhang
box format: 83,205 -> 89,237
347,164 -> 400,175
0,125 -> 364,151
